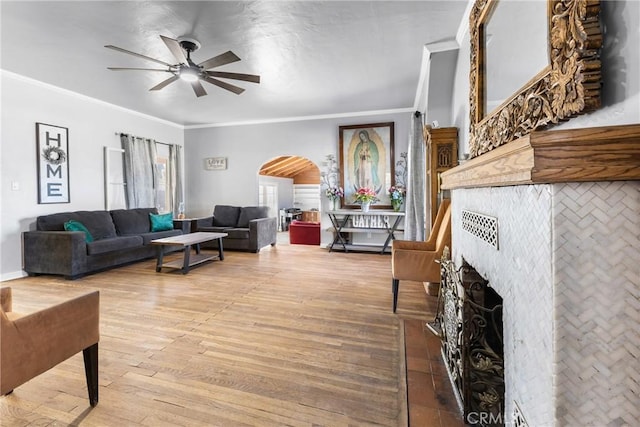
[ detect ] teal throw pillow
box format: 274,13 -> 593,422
150,212 -> 174,232
64,220 -> 94,242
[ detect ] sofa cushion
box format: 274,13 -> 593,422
138,229 -> 182,245
64,220 -> 94,242
213,205 -> 241,227
37,211 -> 117,240
37,212 -> 75,231
225,228 -> 250,240
110,208 -> 157,235
198,226 -> 232,233
237,206 -> 269,227
86,235 -> 143,255
149,212 -> 174,232
76,211 -> 118,240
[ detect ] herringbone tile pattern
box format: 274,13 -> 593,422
553,181 -> 640,426
452,181 -> 639,426
452,185 -> 555,426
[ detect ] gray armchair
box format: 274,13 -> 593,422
195,205 -> 277,252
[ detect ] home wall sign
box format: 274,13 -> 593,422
36,122 -> 69,204
204,157 -> 227,170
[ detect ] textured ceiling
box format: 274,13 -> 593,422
1,1 -> 468,126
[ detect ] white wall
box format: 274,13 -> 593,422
426,49 -> 459,128
450,0 -> 640,158
184,113 -> 411,245
0,72 -> 184,280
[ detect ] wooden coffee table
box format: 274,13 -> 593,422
151,232 -> 227,274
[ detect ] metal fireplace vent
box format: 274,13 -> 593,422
462,210 -> 499,249
513,401 -> 529,427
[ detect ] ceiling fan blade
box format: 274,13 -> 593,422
198,51 -> 241,70
191,80 -> 208,97
206,71 -> 260,84
108,67 -> 171,72
105,45 -> 173,67
149,75 -> 179,91
203,76 -> 245,95
160,35 -> 188,65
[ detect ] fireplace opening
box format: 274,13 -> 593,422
437,252 -> 505,426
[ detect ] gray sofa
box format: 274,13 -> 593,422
23,208 -> 187,279
194,205 -> 277,252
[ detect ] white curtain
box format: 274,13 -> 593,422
168,144 -> 184,217
403,112 -> 427,240
121,134 -> 158,209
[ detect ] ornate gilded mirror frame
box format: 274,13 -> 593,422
469,0 -> 602,158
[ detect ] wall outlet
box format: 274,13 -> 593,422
11,181 -> 20,191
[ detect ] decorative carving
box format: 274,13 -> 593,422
440,250 -> 505,424
465,280 -> 504,423
441,248 -> 465,392
426,127 -> 458,224
469,0 -> 602,158
437,144 -> 454,168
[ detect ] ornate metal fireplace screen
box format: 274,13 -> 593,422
437,248 -> 504,425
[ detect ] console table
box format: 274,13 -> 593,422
327,210 -> 404,254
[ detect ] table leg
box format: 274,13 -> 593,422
328,213 -> 350,252
217,238 -> 225,261
382,216 -> 404,254
156,246 -> 164,272
182,244 -> 192,274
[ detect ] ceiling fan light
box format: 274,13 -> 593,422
179,67 -> 199,82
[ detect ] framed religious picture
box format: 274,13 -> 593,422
339,122 -> 394,209
36,122 -> 70,204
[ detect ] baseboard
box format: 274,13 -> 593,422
1,270 -> 27,282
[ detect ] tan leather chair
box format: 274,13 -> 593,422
391,199 -> 451,312
0,287 -> 100,406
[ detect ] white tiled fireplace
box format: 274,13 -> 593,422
439,122 -> 640,425
450,180 -> 639,426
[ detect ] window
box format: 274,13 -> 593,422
120,134 -> 183,215
259,184 -> 278,217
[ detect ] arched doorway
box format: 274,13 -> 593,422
258,156 -> 321,244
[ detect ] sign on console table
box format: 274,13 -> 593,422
327,210 -> 405,254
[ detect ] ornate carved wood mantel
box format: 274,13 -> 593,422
442,123 -> 640,190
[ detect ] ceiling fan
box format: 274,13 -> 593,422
105,35 -> 260,97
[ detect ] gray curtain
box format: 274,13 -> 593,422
121,134 -> 158,209
168,144 -> 184,216
403,112 -> 427,240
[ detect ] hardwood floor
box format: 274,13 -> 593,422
0,243 -> 462,426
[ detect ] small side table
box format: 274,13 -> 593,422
173,217 -> 207,234
172,218 -> 192,233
